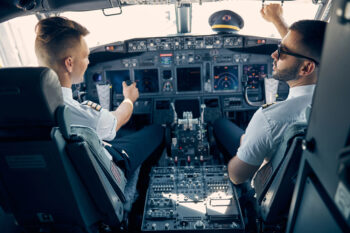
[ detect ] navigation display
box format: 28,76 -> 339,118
134,69 -> 159,93
176,67 -> 201,92
106,70 -> 130,94
243,64 -> 268,88
213,65 -> 239,91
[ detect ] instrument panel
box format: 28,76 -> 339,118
87,52 -> 273,95
104,35 -> 246,53
85,34 -> 287,123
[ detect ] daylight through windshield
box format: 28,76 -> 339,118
0,0 -> 318,67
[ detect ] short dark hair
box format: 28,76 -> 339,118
289,20 -> 327,63
35,16 -> 89,68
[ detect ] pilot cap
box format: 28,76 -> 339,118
209,10 -> 244,33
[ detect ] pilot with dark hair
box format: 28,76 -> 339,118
34,16 -> 164,178
214,4 -> 328,184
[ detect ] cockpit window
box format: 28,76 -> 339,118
0,15 -> 38,67
0,0 -> 318,67
191,1 -> 318,37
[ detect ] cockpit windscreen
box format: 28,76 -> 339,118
106,70 -> 131,94
213,65 -> 239,91
176,67 -> 201,92
134,69 -> 159,93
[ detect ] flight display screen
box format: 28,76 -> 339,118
243,64 -> 268,88
106,70 -> 130,94
176,67 -> 201,92
134,69 -> 159,93
213,65 -> 239,91
160,53 -> 173,65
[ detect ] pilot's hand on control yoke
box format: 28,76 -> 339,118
122,81 -> 139,103
260,3 -> 283,23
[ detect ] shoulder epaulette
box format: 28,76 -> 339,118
82,100 -> 102,112
262,102 -> 275,109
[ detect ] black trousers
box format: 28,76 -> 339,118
213,118 -> 244,162
105,124 -> 165,178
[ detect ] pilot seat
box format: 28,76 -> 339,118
252,122 -> 308,231
0,67 -> 136,233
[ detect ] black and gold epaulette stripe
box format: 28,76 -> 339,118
262,103 -> 275,109
82,100 -> 102,112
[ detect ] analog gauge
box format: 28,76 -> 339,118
162,81 -> 173,92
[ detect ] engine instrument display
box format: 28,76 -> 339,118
160,53 -> 173,65
134,69 -> 159,93
213,65 -> 239,91
176,67 -> 201,92
106,70 -> 130,94
243,64 -> 268,88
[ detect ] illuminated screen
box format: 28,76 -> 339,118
134,69 -> 159,93
177,67 -> 201,92
213,65 -> 239,91
243,64 -> 268,89
106,70 -> 130,94
160,54 -> 173,65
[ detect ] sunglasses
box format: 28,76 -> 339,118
277,43 -> 319,66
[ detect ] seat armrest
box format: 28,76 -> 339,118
69,126 -> 127,202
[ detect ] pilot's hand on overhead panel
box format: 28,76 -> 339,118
260,3 -> 288,38
122,81 -> 139,103
260,3 -> 283,23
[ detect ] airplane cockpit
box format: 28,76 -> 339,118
0,0 -> 349,233
86,33 -> 281,128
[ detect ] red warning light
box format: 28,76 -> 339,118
160,53 -> 173,57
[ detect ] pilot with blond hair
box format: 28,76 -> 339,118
34,16 -> 164,178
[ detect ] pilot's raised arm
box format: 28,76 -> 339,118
213,18 -> 327,185
260,3 -> 288,38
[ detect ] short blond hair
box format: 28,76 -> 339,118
35,16 -> 89,68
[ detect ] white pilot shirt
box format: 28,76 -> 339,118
237,84 -> 315,166
61,87 -> 117,141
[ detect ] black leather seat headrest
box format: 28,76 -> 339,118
0,67 -> 63,127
